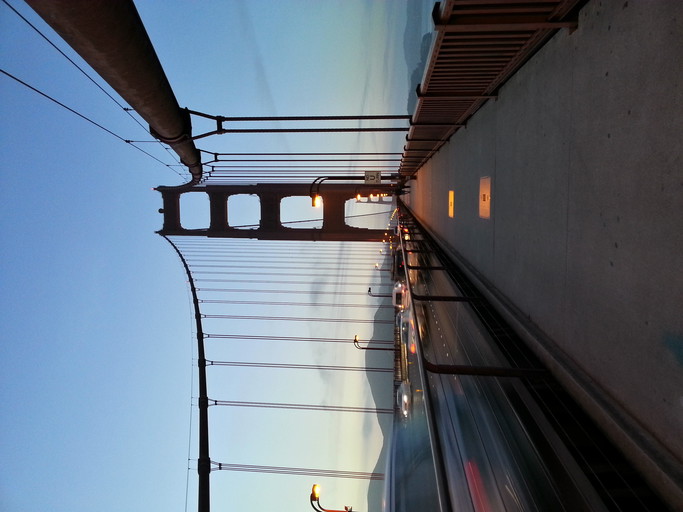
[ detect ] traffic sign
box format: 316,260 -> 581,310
364,171 -> 381,184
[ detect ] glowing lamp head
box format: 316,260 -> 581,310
311,484 -> 321,500
312,195 -> 322,208
356,193 -> 361,202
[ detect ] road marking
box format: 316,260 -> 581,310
479,177 -> 491,219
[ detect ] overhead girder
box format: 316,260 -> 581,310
25,0 -> 202,186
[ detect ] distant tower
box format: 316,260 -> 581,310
157,183 -> 396,242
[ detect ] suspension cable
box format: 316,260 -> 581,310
0,68 -> 179,172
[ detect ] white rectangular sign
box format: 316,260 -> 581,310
364,171 -> 381,184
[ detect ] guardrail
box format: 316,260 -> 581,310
401,0 -> 584,177
398,219 -> 548,381
396,224 -> 453,512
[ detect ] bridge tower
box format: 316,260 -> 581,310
157,182 -> 396,242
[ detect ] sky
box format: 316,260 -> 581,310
0,1 -> 433,510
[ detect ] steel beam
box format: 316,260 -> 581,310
25,0 -> 203,185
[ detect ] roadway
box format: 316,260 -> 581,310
387,220 -> 637,511
400,0 -> 683,507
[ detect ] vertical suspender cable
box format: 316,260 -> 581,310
162,235 -> 210,512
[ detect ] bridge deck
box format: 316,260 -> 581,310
401,0 -> 683,508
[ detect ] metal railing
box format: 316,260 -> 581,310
400,0 -> 585,177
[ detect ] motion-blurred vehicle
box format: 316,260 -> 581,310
414,302 -> 429,346
396,380 -> 411,419
396,307 -> 416,419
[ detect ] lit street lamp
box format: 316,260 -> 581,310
309,176 -> 365,207
309,174 -> 400,207
310,484 -> 354,512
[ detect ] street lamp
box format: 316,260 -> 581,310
309,175 -> 362,206
309,174 -> 400,207
310,484 -> 353,512
353,334 -> 396,352
367,287 -> 391,298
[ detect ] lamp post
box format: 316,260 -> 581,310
367,287 -> 391,298
309,174 -> 399,207
353,334 -> 396,352
310,484 -> 354,512
310,176 -> 361,206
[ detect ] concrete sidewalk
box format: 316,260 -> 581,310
404,0 -> 683,507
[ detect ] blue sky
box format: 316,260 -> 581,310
0,1 -> 433,510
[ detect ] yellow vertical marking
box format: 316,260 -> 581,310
479,177 -> 491,219
448,190 -> 454,218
